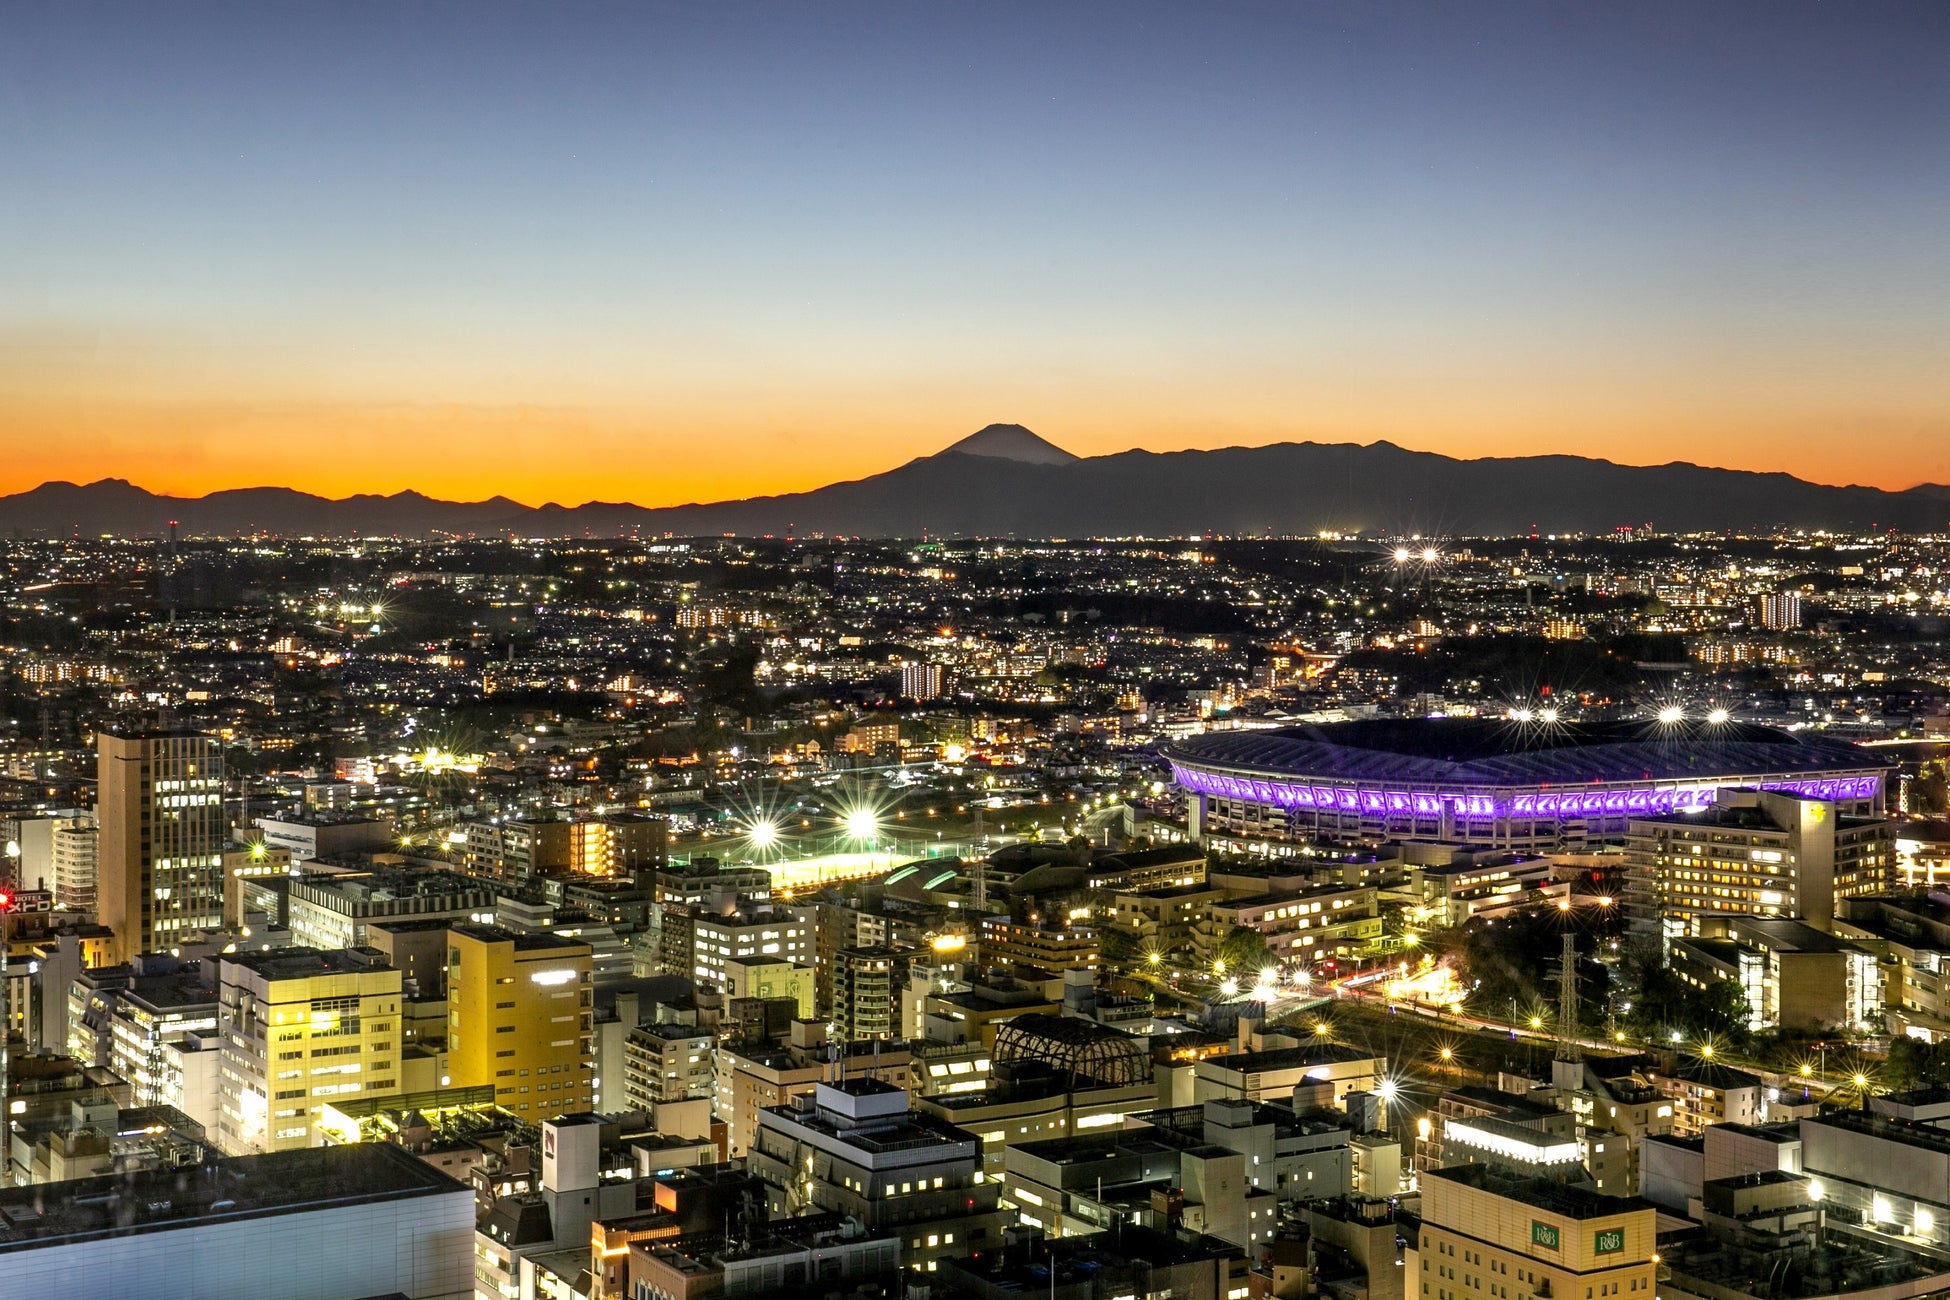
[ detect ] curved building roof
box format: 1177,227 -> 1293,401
1164,717 -> 1885,788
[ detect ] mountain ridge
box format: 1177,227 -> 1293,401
2,431 -> 1945,538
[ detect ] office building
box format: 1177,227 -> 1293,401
0,1143 -> 472,1300
446,923 -> 594,1119
214,947 -> 402,1155
749,1079 -> 1007,1273
97,731 -> 227,964
691,909 -> 807,990
1007,1100 -> 1356,1247
287,866 -> 497,952
1670,916 -> 1880,1033
940,1226 -> 1249,1300
1415,1165 -> 1655,1300
715,1021 -> 912,1158
253,812 -> 396,862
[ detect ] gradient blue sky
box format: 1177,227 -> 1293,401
2,1 -> 1946,502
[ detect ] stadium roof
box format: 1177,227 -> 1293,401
1165,718 -> 1885,787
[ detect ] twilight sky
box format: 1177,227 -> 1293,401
3,1 -> 1946,503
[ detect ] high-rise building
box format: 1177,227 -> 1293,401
1623,787 -> 1893,943
213,947 -> 402,1155
97,731 -> 226,964
901,661 -> 945,701
445,923 -> 594,1119
51,819 -> 97,913
833,946 -> 903,1042
1759,591 -> 1803,630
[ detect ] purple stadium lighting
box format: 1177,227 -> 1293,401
1167,763 -> 1882,823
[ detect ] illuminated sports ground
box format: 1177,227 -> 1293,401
1164,716 -> 1890,849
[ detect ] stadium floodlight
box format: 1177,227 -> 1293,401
845,808 -> 879,840
749,820 -> 779,849
1707,707 -> 1731,724
1657,705 -> 1685,724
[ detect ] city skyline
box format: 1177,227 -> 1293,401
4,2 -> 1948,502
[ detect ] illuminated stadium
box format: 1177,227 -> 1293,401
1163,717 -> 1890,850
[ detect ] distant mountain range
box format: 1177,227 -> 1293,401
5,424 -> 1947,539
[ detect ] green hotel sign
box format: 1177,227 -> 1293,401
1531,1222 -> 1560,1249
1594,1229 -> 1625,1255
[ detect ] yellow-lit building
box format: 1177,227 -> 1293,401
446,923 -> 594,1119
1416,1165 -> 1655,1300
214,947 -> 403,1155
569,814 -> 667,877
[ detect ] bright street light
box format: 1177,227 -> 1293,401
1707,707 -> 1731,724
1657,705 -> 1685,724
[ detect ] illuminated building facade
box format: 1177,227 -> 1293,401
1623,787 -> 1894,940
446,923 -> 593,1119
214,947 -> 402,1154
1415,1165 -> 1656,1300
50,819 -> 96,913
97,730 -> 227,964
749,1079 -> 1006,1274
1166,718 -> 1887,853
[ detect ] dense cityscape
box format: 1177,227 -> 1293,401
1,519 -> 1949,1297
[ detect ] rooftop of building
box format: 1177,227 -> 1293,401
943,1225 -> 1235,1288
448,922 -> 588,952
365,915 -> 464,935
1139,1100 -> 1358,1142
1426,1163 -> 1651,1219
762,1092 -> 978,1153
1635,801 -> 1886,833
1166,717 -> 1885,787
1442,1085 -> 1565,1121
0,1142 -> 464,1253
1198,1042 -> 1379,1073
290,865 -> 495,903
1728,917 -> 1861,953
218,946 -> 395,981
258,811 -> 392,827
